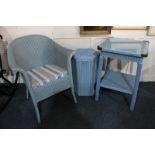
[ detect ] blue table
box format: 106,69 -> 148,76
95,37 -> 149,111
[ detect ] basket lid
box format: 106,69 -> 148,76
74,48 -> 96,60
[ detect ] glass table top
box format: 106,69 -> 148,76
98,37 -> 149,57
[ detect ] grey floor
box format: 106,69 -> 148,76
0,82 -> 155,129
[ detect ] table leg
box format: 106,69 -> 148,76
105,58 -> 112,74
130,58 -> 143,111
95,54 -> 104,101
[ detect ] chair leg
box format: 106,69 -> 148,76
71,88 -> 77,103
33,103 -> 41,124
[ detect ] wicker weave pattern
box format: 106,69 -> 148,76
8,35 -> 77,123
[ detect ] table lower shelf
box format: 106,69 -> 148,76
100,70 -> 135,94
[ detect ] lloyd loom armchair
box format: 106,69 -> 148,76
7,35 -> 77,123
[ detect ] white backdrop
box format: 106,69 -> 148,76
1,26 -> 155,81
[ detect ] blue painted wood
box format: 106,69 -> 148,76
102,51 -> 142,62
96,37 -> 149,111
98,37 -> 149,57
105,58 -> 112,74
100,71 -> 135,94
130,58 -> 143,111
95,54 -> 104,101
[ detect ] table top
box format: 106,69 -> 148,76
98,37 -> 149,57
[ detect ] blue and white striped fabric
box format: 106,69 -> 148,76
27,64 -> 67,88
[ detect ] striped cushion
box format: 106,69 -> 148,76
27,64 -> 67,88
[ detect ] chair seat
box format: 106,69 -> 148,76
27,64 -> 67,88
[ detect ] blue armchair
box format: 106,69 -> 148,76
7,35 -> 77,123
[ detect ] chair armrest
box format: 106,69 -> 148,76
54,42 -> 76,71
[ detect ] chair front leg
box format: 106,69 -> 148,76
71,87 -> 77,103
33,102 -> 41,124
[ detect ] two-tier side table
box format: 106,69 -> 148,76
95,37 -> 149,111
